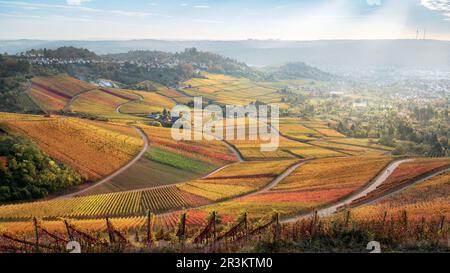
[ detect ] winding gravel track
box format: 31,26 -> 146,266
62,88 -> 98,112
282,159 -> 413,223
222,141 -> 245,162
115,100 -> 140,114
351,166 -> 450,208
244,161 -> 309,198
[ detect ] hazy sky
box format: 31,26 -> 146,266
0,0 -> 449,40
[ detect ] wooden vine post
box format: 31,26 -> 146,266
64,220 -> 73,241
33,217 -> 40,253
343,210 -> 351,230
212,211 -> 217,242
176,213 -> 187,245
106,217 -> 115,244
146,210 -> 153,246
272,212 -> 280,242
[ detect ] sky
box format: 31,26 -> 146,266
0,0 -> 449,40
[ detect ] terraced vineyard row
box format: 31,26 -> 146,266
0,185 -> 210,220
0,212 -> 209,236
140,186 -> 209,212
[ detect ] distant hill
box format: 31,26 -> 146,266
104,48 -> 265,81
24,46 -> 98,60
267,62 -> 335,81
2,39 -> 450,68
0,46 -> 274,99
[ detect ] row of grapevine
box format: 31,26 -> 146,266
1,210 -> 448,253
0,185 -> 210,220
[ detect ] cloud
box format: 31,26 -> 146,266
0,12 -> 105,23
421,0 -> 450,19
66,0 -> 91,6
421,0 -> 450,11
366,0 -> 381,6
194,5 -> 210,9
0,1 -> 170,18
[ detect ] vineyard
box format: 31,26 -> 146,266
352,172 -> 450,221
69,89 -> 146,121
196,156 -> 393,219
229,135 -> 343,160
0,112 -> 48,121
78,124 -> 239,195
0,160 -> 297,220
136,80 -> 191,104
280,118 -> 346,139
0,211 -> 211,236
0,209 -> 447,253
177,160 -> 298,201
27,75 -> 96,112
322,137 -> 393,151
182,73 -> 284,107
0,117 -> 144,181
26,75 -> 177,122
141,125 -> 237,164
0,71 -> 448,253
32,75 -> 96,97
314,128 -> 345,138
347,158 -> 450,209
309,140 -> 391,156
279,118 -> 323,141
273,156 -> 392,192
0,185 -> 209,220
117,90 -> 175,115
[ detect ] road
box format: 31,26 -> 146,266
115,100 -> 133,114
62,88 -> 98,112
352,166 -> 450,208
244,161 -> 309,198
56,127 -> 150,199
115,95 -> 144,114
223,141 -> 245,162
282,159 -> 413,223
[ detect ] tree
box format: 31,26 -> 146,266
0,136 -> 82,202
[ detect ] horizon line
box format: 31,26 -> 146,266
1,38 -> 450,42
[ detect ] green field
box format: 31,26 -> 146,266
82,158 -> 202,195
144,148 -> 216,174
